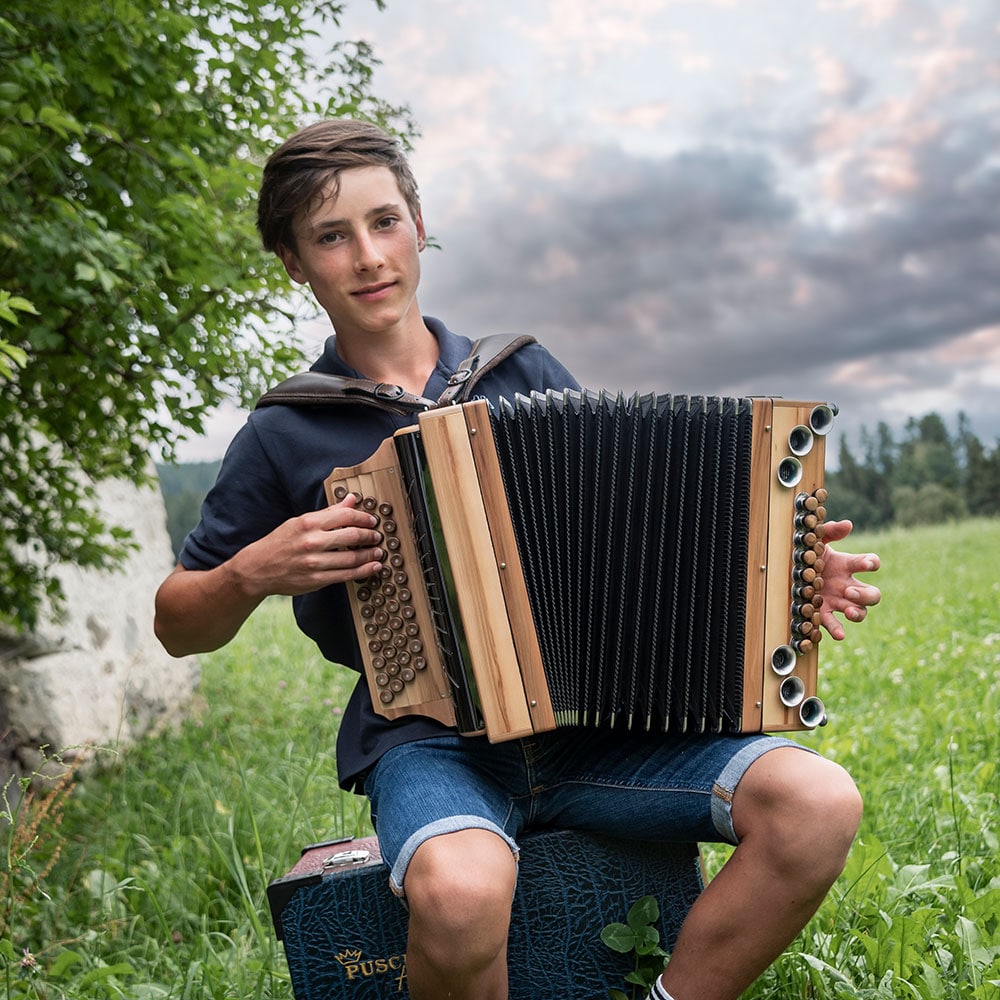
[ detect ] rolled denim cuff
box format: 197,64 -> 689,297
710,737 -> 815,843
389,815 -> 520,898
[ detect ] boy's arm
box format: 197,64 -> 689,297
154,496 -> 384,657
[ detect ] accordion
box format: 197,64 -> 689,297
325,390 -> 835,743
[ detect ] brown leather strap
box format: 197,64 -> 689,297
435,334 -> 537,407
255,334 -> 536,414
255,371 -> 436,415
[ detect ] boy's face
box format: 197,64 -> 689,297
278,166 -> 427,345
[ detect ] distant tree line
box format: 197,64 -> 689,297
157,462 -> 221,558
825,412 -> 1000,531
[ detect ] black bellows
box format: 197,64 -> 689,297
490,389 -> 755,734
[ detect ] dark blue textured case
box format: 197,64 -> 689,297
267,829 -> 702,1000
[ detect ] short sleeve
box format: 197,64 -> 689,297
178,419 -> 293,571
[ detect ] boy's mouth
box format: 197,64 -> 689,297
353,281 -> 395,298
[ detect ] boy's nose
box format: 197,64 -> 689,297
355,233 -> 385,271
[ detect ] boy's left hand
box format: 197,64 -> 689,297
817,519 -> 881,640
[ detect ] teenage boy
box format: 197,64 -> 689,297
155,119 -> 881,1000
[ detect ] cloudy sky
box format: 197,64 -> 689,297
180,0 -> 1000,461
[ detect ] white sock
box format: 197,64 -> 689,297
646,980 -> 676,1000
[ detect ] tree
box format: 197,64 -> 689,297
891,483 -> 967,528
957,412 -> 1000,518
826,436 -> 893,531
1,0 -> 410,629
895,413 -> 960,492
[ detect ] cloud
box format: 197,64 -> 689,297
415,62 -> 1000,446
175,0 -> 1000,462
817,0 -> 901,27
513,0 -> 692,74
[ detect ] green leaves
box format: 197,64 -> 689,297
0,0 -> 412,628
601,895 -> 668,997
0,291 -> 35,378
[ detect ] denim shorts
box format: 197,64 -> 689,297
363,728 -> 811,896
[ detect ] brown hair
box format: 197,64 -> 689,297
256,119 -> 420,253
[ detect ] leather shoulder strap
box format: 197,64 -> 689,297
435,334 -> 537,407
255,371 -> 435,415
255,333 -> 536,414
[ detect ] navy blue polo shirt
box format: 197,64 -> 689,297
180,318 -> 579,792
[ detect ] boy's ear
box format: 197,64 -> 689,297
277,243 -> 307,284
416,211 -> 427,251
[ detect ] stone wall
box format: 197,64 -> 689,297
0,475 -> 199,788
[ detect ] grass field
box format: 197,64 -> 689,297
3,519 -> 998,998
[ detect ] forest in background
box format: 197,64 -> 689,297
157,408 -> 1000,556
157,461 -> 221,557
826,410 -> 1000,531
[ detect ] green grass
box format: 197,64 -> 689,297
2,519 -> 998,998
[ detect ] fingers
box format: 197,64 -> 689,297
308,497 -> 384,550
818,581 -> 880,640
845,580 -> 882,608
246,498 -> 388,595
820,518 -> 854,544
835,551 -> 881,577
316,495 -> 388,578
814,537 -> 882,640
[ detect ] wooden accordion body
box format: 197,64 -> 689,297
325,391 -> 835,743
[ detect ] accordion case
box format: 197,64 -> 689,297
327,390 -> 835,743
267,829 -> 703,1000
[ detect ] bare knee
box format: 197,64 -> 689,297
734,749 -> 863,885
404,829 -> 517,971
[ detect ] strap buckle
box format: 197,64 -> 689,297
373,383 -> 406,401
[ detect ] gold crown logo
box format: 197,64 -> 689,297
335,948 -> 363,966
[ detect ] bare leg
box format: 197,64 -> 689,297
659,748 -> 863,1000
404,828 -> 517,1000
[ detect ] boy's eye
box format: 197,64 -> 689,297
375,216 -> 398,230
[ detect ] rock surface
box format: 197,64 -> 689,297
0,475 -> 199,788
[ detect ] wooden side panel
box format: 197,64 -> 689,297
323,434 -> 458,731
741,398 -> 772,731
744,400 -> 827,733
417,407 -> 534,742
463,401 -> 557,734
